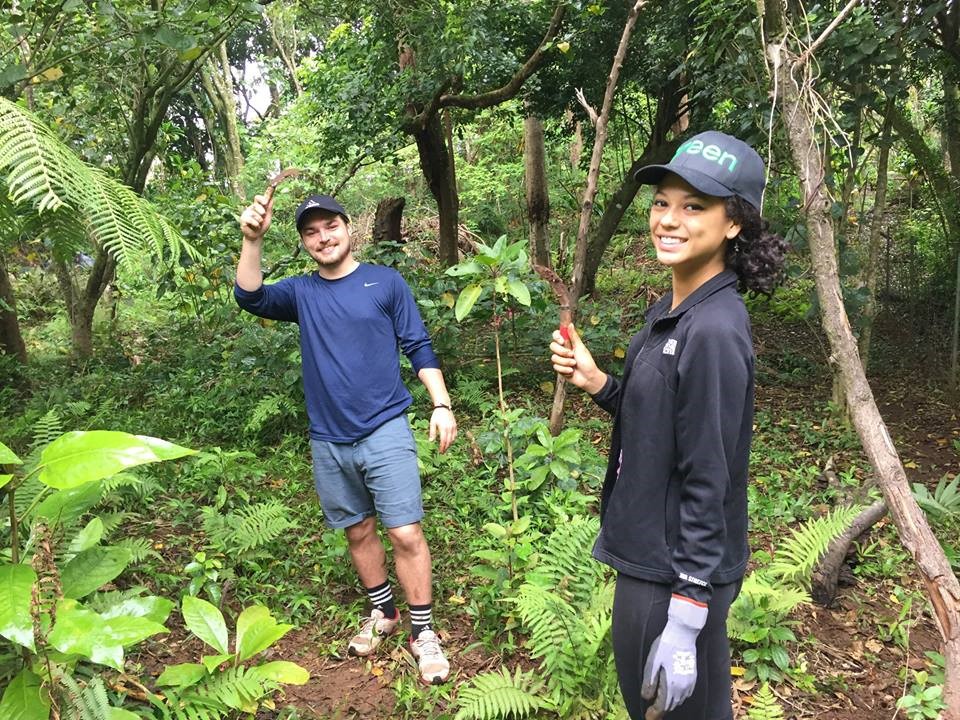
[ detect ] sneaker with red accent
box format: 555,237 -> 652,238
409,629 -> 450,685
347,608 -> 400,657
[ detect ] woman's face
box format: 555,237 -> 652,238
649,173 -> 741,279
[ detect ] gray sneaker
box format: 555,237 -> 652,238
409,629 -> 450,685
347,608 -> 400,657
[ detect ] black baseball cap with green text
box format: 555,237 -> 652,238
634,131 -> 765,210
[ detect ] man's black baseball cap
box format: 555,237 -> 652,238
634,131 -> 765,210
295,194 -> 349,231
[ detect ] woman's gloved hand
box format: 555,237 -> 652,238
641,595 -> 708,713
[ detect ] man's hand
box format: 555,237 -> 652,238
240,193 -> 273,242
549,323 -> 607,394
429,407 -> 457,454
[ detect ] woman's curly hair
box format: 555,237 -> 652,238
723,196 -> 790,296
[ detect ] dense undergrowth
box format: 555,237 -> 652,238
1,243 -> 957,720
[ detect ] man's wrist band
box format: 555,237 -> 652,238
433,403 -> 452,411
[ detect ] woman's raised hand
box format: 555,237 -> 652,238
550,323 -> 607,395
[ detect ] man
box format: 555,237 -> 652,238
236,192 -> 457,685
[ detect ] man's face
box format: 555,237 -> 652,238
299,211 -> 352,270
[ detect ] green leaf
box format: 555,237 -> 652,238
236,605 -> 292,662
67,517 -> 104,555
445,260 -> 484,277
506,278 -> 531,306
100,595 -> 174,625
182,596 -> 229,654
49,600 -> 167,671
253,661 -> 310,685
527,465 -> 550,490
39,432 -> 195,490
483,523 -> 507,539
0,669 -> 49,720
201,653 -> 233,673
61,546 -> 132,598
0,564 -> 37,650
0,474 -> 11,489
33,481 -> 102,526
178,47 -> 204,62
153,27 -> 197,53
0,440 -> 22,464
109,710 -> 141,720
549,459 -> 567,479
156,662 -> 207,688
454,284 -> 483,322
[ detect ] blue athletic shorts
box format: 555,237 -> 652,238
309,414 -> 423,530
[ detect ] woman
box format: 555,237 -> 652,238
550,131 -> 788,719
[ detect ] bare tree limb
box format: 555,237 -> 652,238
575,88 -> 599,126
796,0 -> 862,68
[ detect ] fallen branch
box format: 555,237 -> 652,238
810,499 -> 887,607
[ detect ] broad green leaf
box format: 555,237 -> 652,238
483,523 -> 506,539
182,596 -> 229,654
0,669 -> 49,720
32,480 -> 101,525
156,662 -> 207,688
100,595 -> 174,625
49,601 -> 167,671
109,710 -> 141,720
506,278 -> 531,306
454,284 -> 483,322
444,260 -> 484,277
178,47 -> 204,62
0,474 -> 11,489
494,276 -> 507,295
253,661 -> 310,685
61,546 -> 132,598
0,441 -> 22,464
38,431 -> 196,490
527,465 -> 550,490
201,653 -> 233,673
67,517 -> 104,555
0,564 -> 37,650
235,605 -> 292,662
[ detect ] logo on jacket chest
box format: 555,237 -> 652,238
662,338 -> 678,355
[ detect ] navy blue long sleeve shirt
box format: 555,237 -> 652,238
234,263 -> 440,442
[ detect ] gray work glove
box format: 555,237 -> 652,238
641,595 -> 708,714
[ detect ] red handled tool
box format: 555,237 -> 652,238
532,264 -> 572,343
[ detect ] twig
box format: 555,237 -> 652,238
796,0 -> 863,68
575,88 -> 599,126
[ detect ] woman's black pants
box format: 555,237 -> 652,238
612,574 -> 741,720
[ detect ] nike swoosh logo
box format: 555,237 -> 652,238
364,282 -> 379,287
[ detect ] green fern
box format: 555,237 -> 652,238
31,409 -> 63,450
59,674 -> 115,720
0,97 -> 194,266
767,504 -> 862,590
151,690 -> 228,720
201,501 -> 297,554
746,683 -> 786,719
454,666 -> 550,720
524,515 -> 604,606
243,393 -> 296,434
113,536 -> 162,564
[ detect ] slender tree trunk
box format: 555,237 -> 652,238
768,37 -> 960,718
200,43 -> 245,197
414,113 -> 460,266
859,103 -> 893,372
943,65 -> 960,390
524,114 -> 550,267
549,0 -> 646,435
0,255 -> 26,362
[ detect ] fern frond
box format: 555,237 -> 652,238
195,666 -> 274,711
525,516 -> 604,606
59,674 -> 114,720
113,536 -> 162,564
151,689 -> 228,720
0,97 -> 189,268
767,505 -> 862,590
737,573 -> 810,615
454,666 -> 549,720
202,501 -> 297,554
31,410 -> 63,450
514,584 -> 583,683
746,683 -> 786,720
243,393 -> 295,435
63,400 -> 93,418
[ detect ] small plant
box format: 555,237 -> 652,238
183,551 -> 226,606
515,423 -> 582,492
745,682 -> 786,719
150,596 -> 309,717
912,475 -> 960,521
896,669 -> 946,719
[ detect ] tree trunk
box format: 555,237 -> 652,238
579,79 -> 682,297
200,43 -> 245,197
0,255 -> 26,362
524,114 -> 550,267
373,197 -> 406,245
414,112 -> 460,267
769,39 -> 960,718
858,103 -> 893,372
811,499 -> 887,607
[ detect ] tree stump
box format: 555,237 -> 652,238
372,197 -> 406,245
